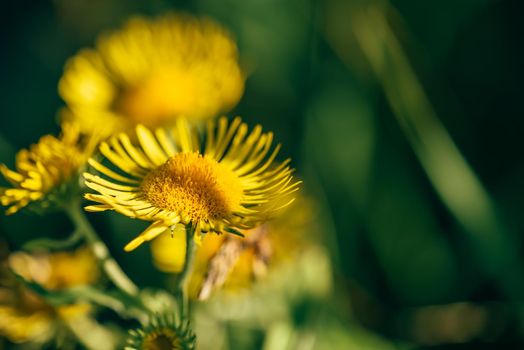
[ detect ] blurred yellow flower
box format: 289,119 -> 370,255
59,13 -> 245,135
0,122 -> 98,214
84,117 -> 299,251
0,247 -> 98,344
151,196 -> 316,299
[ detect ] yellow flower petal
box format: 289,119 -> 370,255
124,221 -> 169,252
84,118 -> 299,252
136,124 -> 169,166
0,121 -> 95,214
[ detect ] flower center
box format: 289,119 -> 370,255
143,330 -> 182,350
117,66 -> 213,127
141,152 -> 243,223
30,136 -> 83,193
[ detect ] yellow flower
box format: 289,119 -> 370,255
59,13 -> 245,135
83,117 -> 299,251
125,313 -> 195,350
151,195 -> 316,299
0,247 -> 98,344
0,122 -> 97,214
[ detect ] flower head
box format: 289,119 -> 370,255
0,122 -> 97,214
84,117 -> 299,251
59,13 -> 245,135
125,313 -> 196,350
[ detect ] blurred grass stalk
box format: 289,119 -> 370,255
323,0 -> 524,297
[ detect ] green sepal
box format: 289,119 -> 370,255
224,227 -> 245,237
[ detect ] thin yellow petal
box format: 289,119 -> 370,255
87,158 -> 140,184
124,221 -> 168,251
99,142 -> 144,177
213,117 -> 242,160
154,128 -> 176,157
118,134 -> 153,170
136,125 -> 168,166
84,204 -> 112,212
83,172 -> 138,191
0,165 -> 23,184
172,119 -> 194,153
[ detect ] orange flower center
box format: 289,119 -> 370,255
141,152 -> 243,223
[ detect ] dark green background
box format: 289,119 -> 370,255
1,0 -> 524,348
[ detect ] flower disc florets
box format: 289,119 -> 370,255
141,153 -> 243,223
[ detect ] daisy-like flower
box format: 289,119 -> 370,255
83,117 -> 299,252
59,13 -> 245,135
0,122 -> 97,214
126,313 -> 196,350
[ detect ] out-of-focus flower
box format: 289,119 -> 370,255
0,122 -> 98,214
0,247 -> 99,345
151,196 -> 317,300
125,313 -> 196,350
170,193 -> 330,349
153,223 -> 270,299
83,117 -> 299,251
190,195 -> 333,350
59,13 -> 245,135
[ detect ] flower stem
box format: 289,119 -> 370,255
64,201 -> 139,296
175,224 -> 196,318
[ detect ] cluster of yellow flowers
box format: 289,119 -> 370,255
0,13 -> 304,350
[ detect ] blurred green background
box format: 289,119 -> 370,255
1,0 -> 524,349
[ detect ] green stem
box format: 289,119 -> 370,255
175,224 -> 196,318
23,228 -> 83,251
64,201 -> 139,296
